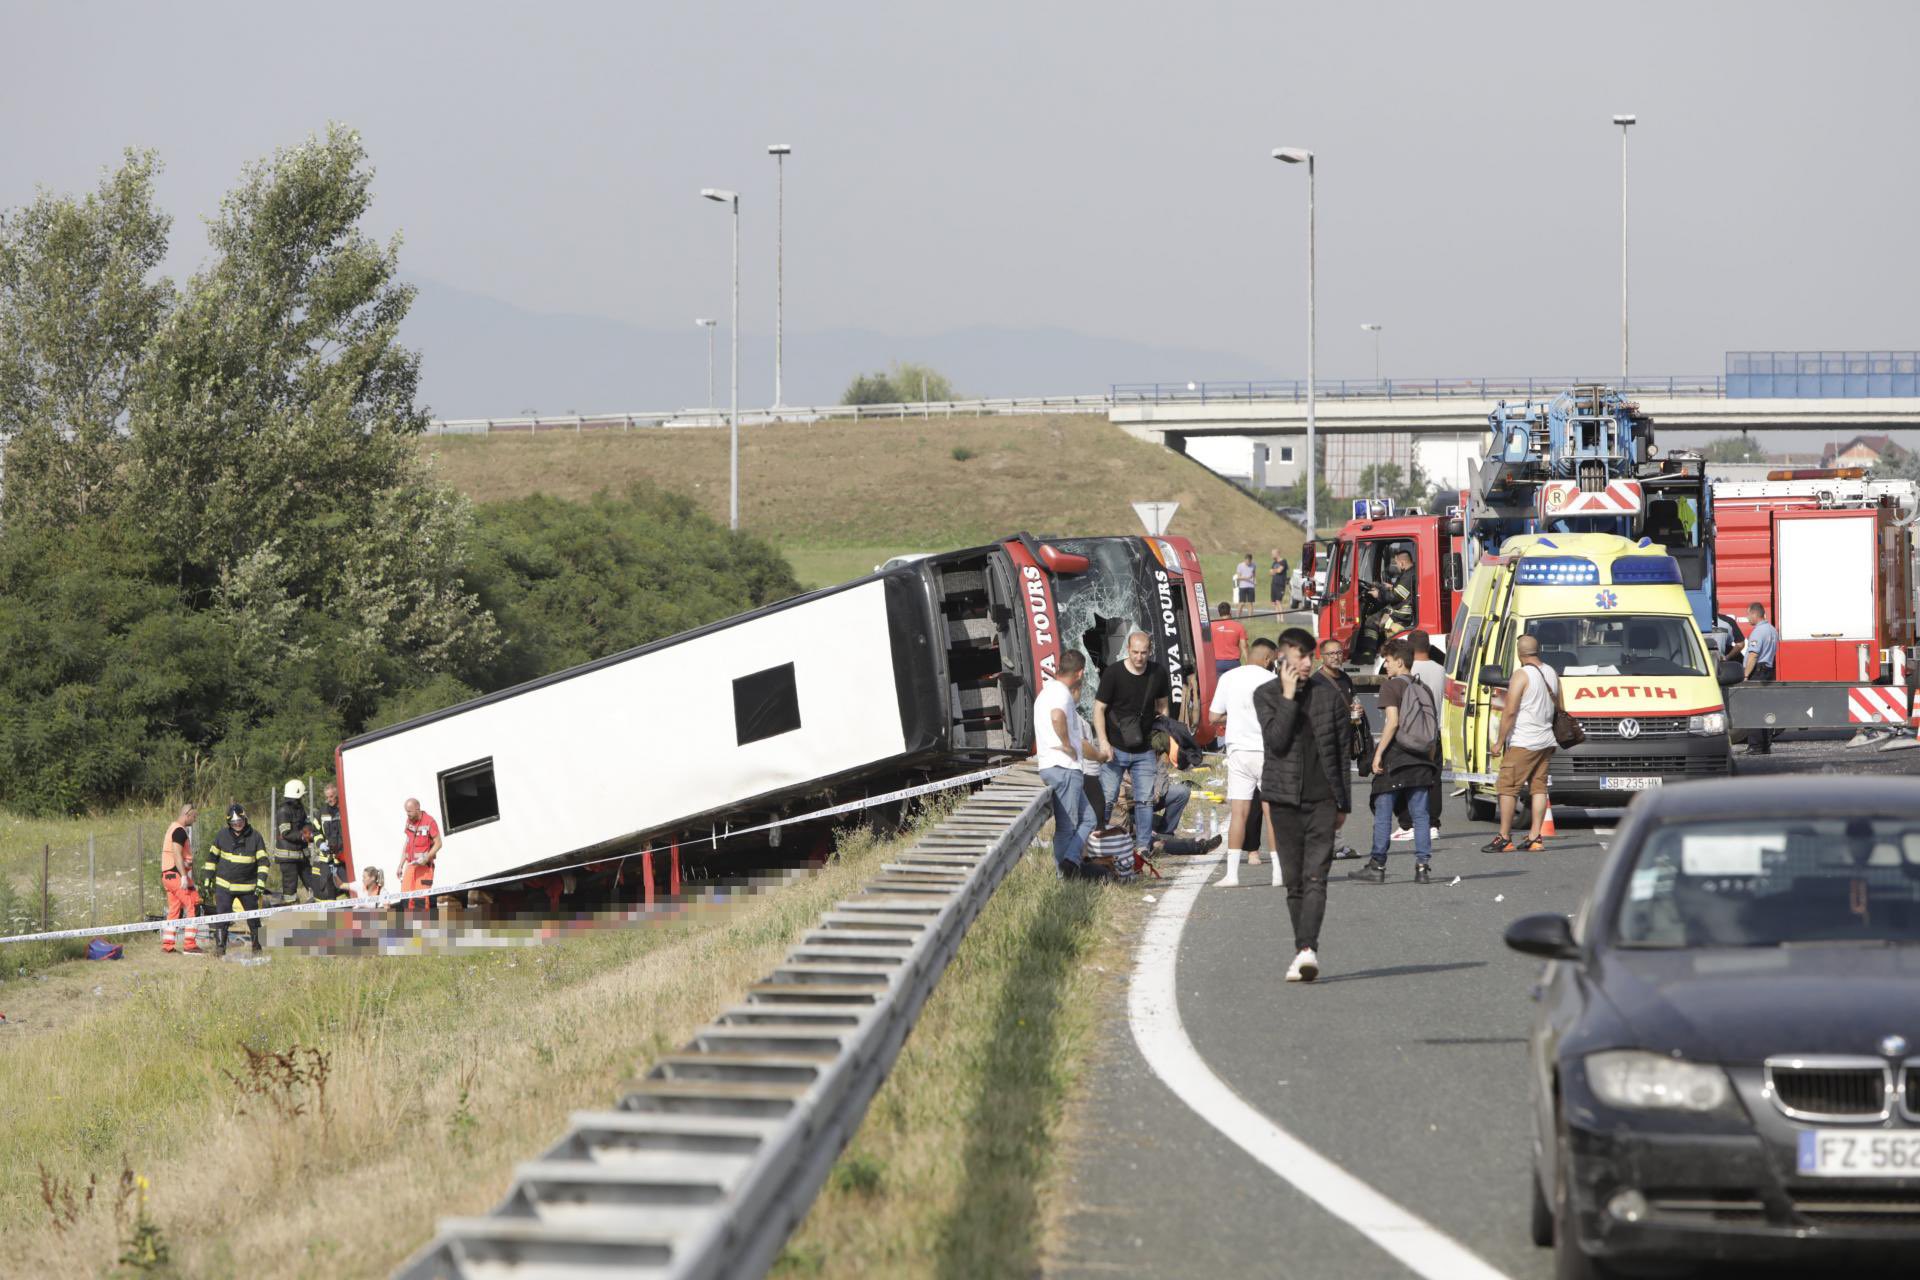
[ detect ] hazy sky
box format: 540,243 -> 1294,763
5,0 -> 1917,388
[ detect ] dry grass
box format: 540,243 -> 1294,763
423,414 -> 1303,589
773,849 -> 1137,1277
0,813 -> 936,1279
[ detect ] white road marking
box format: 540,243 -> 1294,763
1128,854 -> 1514,1280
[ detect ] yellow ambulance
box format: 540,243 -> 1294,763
1441,532 -> 1734,817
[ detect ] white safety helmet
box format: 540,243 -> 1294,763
284,779 -> 306,800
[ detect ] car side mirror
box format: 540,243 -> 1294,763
1479,664 -> 1509,689
1504,912 -> 1579,961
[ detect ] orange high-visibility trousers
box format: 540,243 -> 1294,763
161,872 -> 201,952
400,861 -> 435,913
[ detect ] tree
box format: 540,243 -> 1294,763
1701,435 -> 1765,463
1356,458 -> 1432,511
462,485 -> 801,690
0,150 -> 172,526
840,360 -> 960,405
126,125 -> 496,723
842,371 -> 897,405
1871,441 -> 1920,483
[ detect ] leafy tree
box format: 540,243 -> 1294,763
1356,458 -> 1431,510
1700,435 -> 1765,463
842,371 -> 897,404
126,125 -> 496,722
463,485 -> 802,690
0,150 -> 172,526
1870,441 -> 1920,483
840,361 -> 960,405
0,518 -> 232,815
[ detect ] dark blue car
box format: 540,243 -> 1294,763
1506,776 -> 1920,1278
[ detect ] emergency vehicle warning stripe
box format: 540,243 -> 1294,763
1848,685 -> 1917,724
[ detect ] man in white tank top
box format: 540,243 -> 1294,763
1486,634 -> 1560,853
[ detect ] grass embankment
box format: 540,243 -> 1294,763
0,814 -> 906,1276
423,414 -> 1304,594
0,795 -> 1130,1279
1,808 -> 175,980
777,841 -> 1128,1278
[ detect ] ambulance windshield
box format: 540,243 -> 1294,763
1523,615 -> 1707,678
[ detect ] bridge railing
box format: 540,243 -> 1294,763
425,395 -> 1115,435
1109,375 -> 1727,404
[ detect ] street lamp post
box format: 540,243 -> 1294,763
1613,114 -> 1636,386
1274,147 -> 1316,539
701,188 -> 740,529
1361,322 -> 1383,382
768,144 -> 791,409
696,318 -> 717,410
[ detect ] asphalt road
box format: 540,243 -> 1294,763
1051,734 -> 1920,1280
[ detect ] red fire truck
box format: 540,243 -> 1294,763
1303,499 -> 1469,678
1713,471 -> 1920,733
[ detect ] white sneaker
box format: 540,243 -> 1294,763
1390,826 -> 1416,842
1429,827 -> 1441,842
1287,948 -> 1321,983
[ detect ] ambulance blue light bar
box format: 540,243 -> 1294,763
1609,555 -> 1682,585
1514,556 -> 1600,586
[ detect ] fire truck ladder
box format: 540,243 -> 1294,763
393,767 -> 1049,1280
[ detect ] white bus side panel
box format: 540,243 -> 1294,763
339,581 -> 909,885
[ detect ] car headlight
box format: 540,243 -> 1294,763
1688,712 -> 1727,736
1586,1050 -> 1731,1111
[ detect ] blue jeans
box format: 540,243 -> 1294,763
1370,788 -> 1431,864
1102,749 -> 1158,850
1154,779 -> 1191,837
1040,766 -> 1095,871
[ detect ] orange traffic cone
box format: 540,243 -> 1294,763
1540,802 -> 1557,839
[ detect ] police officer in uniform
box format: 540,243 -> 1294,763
273,779 -> 315,905
199,804 -> 271,955
310,781 -> 348,900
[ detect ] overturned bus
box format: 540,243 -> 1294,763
332,532 -> 1215,896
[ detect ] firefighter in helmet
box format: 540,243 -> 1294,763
273,779 -> 315,905
199,804 -> 271,955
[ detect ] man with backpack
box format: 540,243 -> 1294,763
1350,638 -> 1439,883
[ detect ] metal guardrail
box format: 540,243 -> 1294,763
425,396 -> 1113,435
1110,376 -> 1727,404
394,767 -> 1049,1280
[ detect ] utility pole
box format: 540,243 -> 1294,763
768,145 -> 791,409
1614,114 -> 1637,385
703,189 -> 743,529
1275,147 -> 1318,538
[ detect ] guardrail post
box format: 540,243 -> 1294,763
42,844 -> 49,929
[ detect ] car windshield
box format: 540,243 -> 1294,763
1523,614 -> 1706,677
1615,818 -> 1920,948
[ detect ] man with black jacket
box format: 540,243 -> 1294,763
273,779 -> 314,905
199,804 -> 271,956
1255,627 -> 1353,983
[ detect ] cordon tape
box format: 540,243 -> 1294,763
0,765 -> 1014,946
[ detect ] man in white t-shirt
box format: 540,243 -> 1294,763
1208,637 -> 1278,886
1035,651 -> 1103,875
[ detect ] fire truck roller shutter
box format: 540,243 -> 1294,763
334,578 -> 923,887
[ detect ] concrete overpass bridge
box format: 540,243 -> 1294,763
1108,377 -> 1920,450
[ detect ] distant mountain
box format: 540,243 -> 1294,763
402,278 -> 1279,419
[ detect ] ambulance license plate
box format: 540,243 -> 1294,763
1600,776 -> 1663,791
1798,1130 -> 1920,1177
